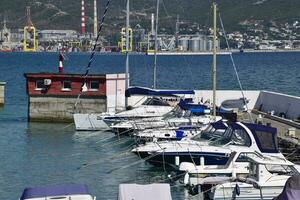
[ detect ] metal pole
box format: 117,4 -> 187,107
94,0 -> 98,38
212,2 -> 217,119
153,0 -> 160,89
125,0 -> 130,107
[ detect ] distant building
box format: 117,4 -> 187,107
38,30 -> 79,41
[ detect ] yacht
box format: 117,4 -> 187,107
134,119 -> 227,143
74,87 -> 195,131
132,122 -> 283,168
189,152 -> 298,200
74,96 -> 173,131
110,100 -> 214,134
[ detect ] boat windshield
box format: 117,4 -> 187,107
192,125 -> 225,142
141,97 -> 170,106
162,105 -> 185,119
209,126 -> 251,147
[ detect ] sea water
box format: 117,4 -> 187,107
0,52 -> 299,199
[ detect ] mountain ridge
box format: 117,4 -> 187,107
0,0 -> 299,41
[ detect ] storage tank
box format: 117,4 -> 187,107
189,37 -> 200,52
178,37 -> 189,51
199,35 -> 207,51
207,40 -> 213,51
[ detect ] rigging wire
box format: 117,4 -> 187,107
74,0 -> 111,109
161,0 -> 170,18
218,13 -> 254,123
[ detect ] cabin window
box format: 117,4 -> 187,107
90,81 -> 99,91
255,131 -> 278,153
35,80 -> 45,90
62,81 -> 71,91
142,98 -> 170,106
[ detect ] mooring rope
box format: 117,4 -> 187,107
74,0 -> 111,109
218,13 -> 254,123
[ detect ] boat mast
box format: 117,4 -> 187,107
153,0 -> 160,89
125,0 -> 130,107
212,2 -> 217,119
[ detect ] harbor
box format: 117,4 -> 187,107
1,1 -> 300,200
0,51 -> 299,199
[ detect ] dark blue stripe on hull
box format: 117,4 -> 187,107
135,151 -> 229,166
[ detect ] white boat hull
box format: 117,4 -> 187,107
212,183 -> 284,200
73,113 -> 110,131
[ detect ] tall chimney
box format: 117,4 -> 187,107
81,0 -> 86,34
151,13 -> 155,35
94,0 -> 98,38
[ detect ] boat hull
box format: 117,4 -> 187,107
133,151 -> 229,167
73,113 -> 110,131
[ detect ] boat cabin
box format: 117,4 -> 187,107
210,122 -> 280,154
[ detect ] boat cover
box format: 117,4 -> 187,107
178,99 -> 209,111
243,122 -> 278,153
273,175 -> 300,200
211,120 -> 227,130
20,184 -> 90,200
125,86 -> 195,97
231,122 -> 279,153
118,183 -> 172,200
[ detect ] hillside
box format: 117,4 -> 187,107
1,0 -> 300,41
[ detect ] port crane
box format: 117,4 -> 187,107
23,6 -> 37,52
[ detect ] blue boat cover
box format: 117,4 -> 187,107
178,99 -> 210,111
211,120 -> 227,130
274,175 -> 300,200
125,86 -> 195,97
242,123 -> 277,135
176,130 -> 184,141
20,184 -> 90,199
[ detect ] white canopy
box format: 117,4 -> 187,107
118,183 -> 172,200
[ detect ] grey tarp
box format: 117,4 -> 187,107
118,183 -> 172,200
273,175 -> 300,200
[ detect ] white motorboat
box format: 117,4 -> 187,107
190,152 -> 299,200
133,125 -> 203,143
132,122 -> 284,168
134,119 -> 227,143
179,150 -> 283,187
20,184 -> 96,200
110,100 -> 214,134
74,96 -> 173,131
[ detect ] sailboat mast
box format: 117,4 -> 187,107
153,0 -> 160,89
125,0 -> 130,107
212,2 -> 217,119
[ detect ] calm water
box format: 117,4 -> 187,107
0,52 -> 299,199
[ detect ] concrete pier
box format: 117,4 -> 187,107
0,82 -> 5,105
28,96 -> 106,122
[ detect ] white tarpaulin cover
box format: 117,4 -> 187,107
118,183 -> 172,200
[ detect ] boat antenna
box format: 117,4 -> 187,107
212,2 -> 217,119
74,0 -> 111,109
218,13 -> 254,123
153,0 -> 160,89
125,0 -> 130,107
